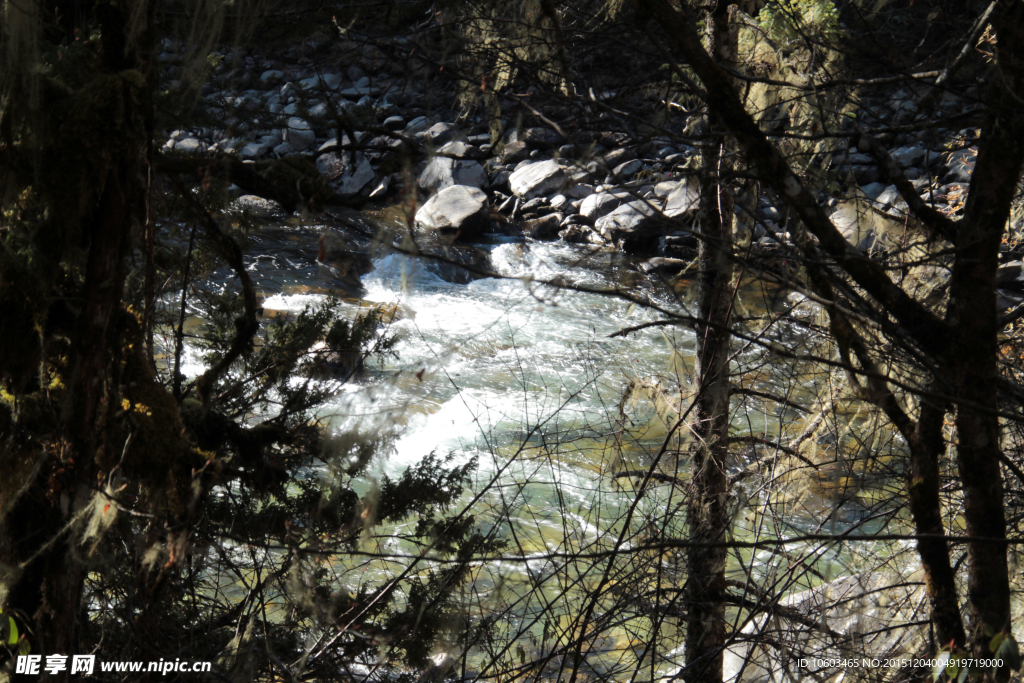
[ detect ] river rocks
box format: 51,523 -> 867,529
414,185 -> 489,238
231,195 -> 287,220
283,117 -> 316,151
889,145 -> 926,167
509,160 -> 567,200
521,213 -> 563,240
405,116 -> 431,135
424,122 -> 464,146
423,244 -> 494,284
510,126 -> 565,150
559,224 -> 601,244
639,257 -> 690,278
860,181 -> 886,200
501,141 -> 529,165
240,141 -> 272,159
175,137 -> 203,154
382,115 -> 405,131
600,147 -> 636,169
260,69 -> 284,85
661,179 -> 699,218
998,261 -> 1024,290
612,158 -> 644,179
580,191 -> 626,220
595,200 -> 663,254
437,140 -> 486,161
832,200 -> 887,251
317,149 -> 375,195
317,232 -> 375,275
418,155 -> 487,194
338,85 -> 381,99
945,149 -> 975,182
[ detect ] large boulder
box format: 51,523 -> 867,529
414,185 -> 490,239
509,160 -> 567,200
418,156 -> 486,194
424,122 -> 465,146
283,117 -> 316,151
662,179 -> 699,218
316,149 -> 375,196
595,200 -> 664,254
580,191 -> 627,220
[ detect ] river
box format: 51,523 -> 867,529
176,212 -> 903,680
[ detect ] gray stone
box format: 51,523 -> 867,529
437,140 -> 485,160
549,194 -> 569,210
889,145 -> 926,167
874,185 -> 901,208
347,65 -> 366,82
283,117 -> 316,151
317,150 -> 375,195
522,213 -> 563,240
600,147 -> 636,169
405,116 -> 431,135
425,122 -> 464,146
260,69 -> 284,85
301,73 -> 340,90
307,102 -> 331,119
232,195 -> 287,219
853,165 -> 880,185
580,192 -> 626,220
946,149 -> 975,182
595,200 -> 664,253
832,200 -> 878,251
509,160 -> 567,200
612,158 -> 644,179
639,257 -> 689,277
860,182 -> 886,200
487,169 -> 511,192
559,224 -> 596,244
338,86 -> 381,99
368,175 -> 392,200
414,185 -> 489,237
272,142 -> 296,157
240,142 -> 271,159
653,181 -> 678,197
511,127 -> 564,149
566,183 -> 595,199
418,156 -> 486,194
383,116 -> 405,131
175,137 -> 203,154
662,180 -> 699,218
501,141 -> 529,165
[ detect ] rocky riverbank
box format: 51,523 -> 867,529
156,34 -> 1024,307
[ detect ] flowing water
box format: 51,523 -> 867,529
178,213 -> 905,678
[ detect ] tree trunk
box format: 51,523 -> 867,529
949,3 -> 1024,670
907,397 -> 967,650
684,4 -> 735,682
